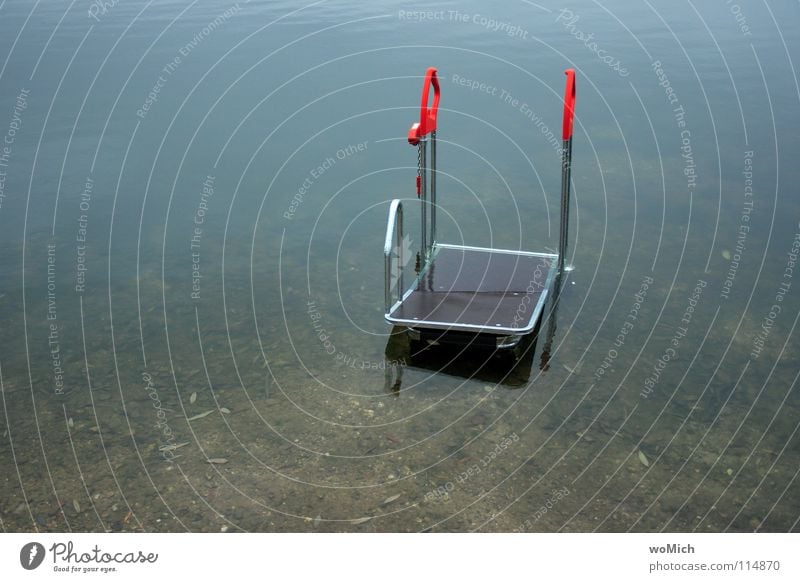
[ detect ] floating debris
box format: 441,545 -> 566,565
67,418 -> 74,429
350,516 -> 372,525
638,450 -> 650,467
722,249 -> 732,261
313,515 -> 322,527
187,410 -> 214,421
219,407 -> 231,414
206,458 -> 228,465
72,499 -> 81,513
381,494 -> 401,506
189,392 -> 197,404
159,442 -> 190,452
726,468 -> 733,476
89,426 -> 100,433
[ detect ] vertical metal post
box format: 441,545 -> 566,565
419,138 -> 428,259
384,250 -> 391,313
430,129 -> 437,250
558,69 -> 576,275
384,200 -> 404,314
396,204 -> 403,303
407,67 -> 440,266
558,137 -> 572,274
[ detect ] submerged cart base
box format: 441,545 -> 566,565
386,244 -> 557,349
384,67 -> 576,353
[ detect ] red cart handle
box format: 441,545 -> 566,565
408,67 -> 440,145
562,69 -> 576,140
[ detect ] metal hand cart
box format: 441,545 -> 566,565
384,67 -> 576,351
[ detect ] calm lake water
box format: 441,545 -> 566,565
1,0 -> 799,532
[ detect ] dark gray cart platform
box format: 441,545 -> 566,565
387,244 -> 556,336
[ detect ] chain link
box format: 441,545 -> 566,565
417,141 -> 423,195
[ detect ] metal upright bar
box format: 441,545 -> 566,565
419,139 -> 427,258
558,137 -> 572,274
407,68 -> 440,266
558,69 -> 576,275
396,202 -> 404,301
430,129 -> 437,250
384,199 -> 404,313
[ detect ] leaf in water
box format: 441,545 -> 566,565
72,499 -> 81,513
189,392 -> 197,404
159,442 -> 190,452
206,458 -> 228,464
67,418 -> 74,429
219,407 -> 231,414
563,360 -> 583,374
187,410 -> 214,421
638,450 -> 650,467
381,494 -> 401,506
350,516 -> 372,525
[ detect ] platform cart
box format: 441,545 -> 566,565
384,67 -> 576,352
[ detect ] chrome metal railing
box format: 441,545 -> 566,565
383,199 -> 404,314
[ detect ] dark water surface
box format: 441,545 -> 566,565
1,0 -> 799,532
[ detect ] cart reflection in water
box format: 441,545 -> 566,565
383,271 -> 565,393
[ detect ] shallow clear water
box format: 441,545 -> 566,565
0,0 -> 799,532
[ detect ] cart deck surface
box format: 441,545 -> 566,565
386,243 -> 557,335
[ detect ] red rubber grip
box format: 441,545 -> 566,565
562,69 -> 576,140
408,67 -> 440,145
